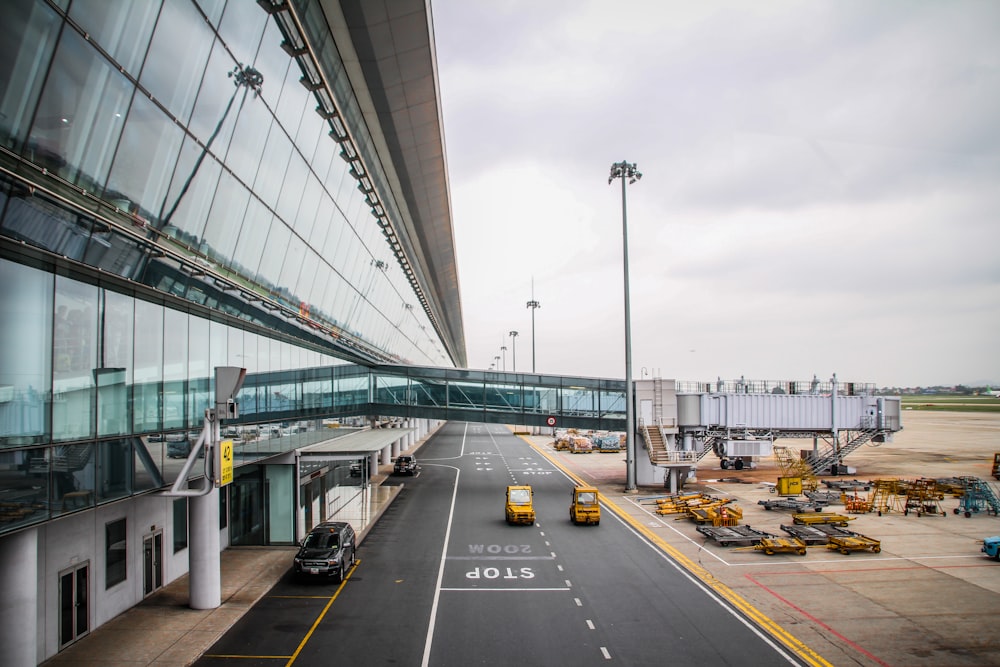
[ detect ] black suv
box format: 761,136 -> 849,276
293,521 -> 356,583
393,455 -> 418,475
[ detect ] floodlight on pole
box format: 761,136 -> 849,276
526,278 -> 540,373
509,330 -> 519,373
501,344 -> 507,371
608,160 -> 641,492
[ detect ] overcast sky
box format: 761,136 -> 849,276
431,0 -> 1000,388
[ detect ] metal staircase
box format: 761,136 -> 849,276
639,420 -> 672,464
806,429 -> 879,475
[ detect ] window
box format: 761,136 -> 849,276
106,518 -> 126,588
172,498 -> 187,553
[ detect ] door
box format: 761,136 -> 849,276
143,531 -> 163,597
59,562 -> 89,648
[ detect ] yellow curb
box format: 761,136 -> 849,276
522,435 -> 832,667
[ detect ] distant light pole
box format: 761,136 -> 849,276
494,355 -> 501,372
609,160 -> 641,492
526,280 -> 540,373
509,330 -> 519,373
501,344 -> 507,372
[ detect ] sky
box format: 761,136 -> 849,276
430,0 -> 1000,388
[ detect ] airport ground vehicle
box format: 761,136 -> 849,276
505,485 -> 535,525
569,486 -> 601,525
982,536 -> 1000,561
393,455 -> 418,475
293,522 -> 356,582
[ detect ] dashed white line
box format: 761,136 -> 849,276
557,564 -> 564,572
565,579 -> 572,588
586,619 -> 595,630
600,647 -> 611,659
574,597 -> 582,606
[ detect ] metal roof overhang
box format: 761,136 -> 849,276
328,0 -> 467,367
297,427 -> 415,462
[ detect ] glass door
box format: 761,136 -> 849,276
143,531 -> 163,596
59,562 -> 89,648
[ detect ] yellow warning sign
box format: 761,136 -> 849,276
219,439 -> 234,487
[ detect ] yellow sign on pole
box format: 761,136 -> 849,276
219,439 -> 234,487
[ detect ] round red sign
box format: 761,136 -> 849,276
546,416 -> 556,426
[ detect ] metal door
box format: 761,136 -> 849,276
58,562 -> 89,648
143,531 -> 163,597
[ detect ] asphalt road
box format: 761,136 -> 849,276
194,422 -> 806,666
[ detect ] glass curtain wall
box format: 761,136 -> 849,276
0,0 -> 450,370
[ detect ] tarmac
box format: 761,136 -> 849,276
44,411 -> 1000,667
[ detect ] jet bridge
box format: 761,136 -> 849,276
635,376 -> 902,491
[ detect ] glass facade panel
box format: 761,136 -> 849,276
163,308 -> 188,430
53,276 -> 98,442
28,28 -> 132,191
132,299 -> 164,433
0,258 -> 52,447
0,447 -> 49,530
140,0 -> 213,124
160,135 -> 222,245
104,91 -> 185,228
187,41 -> 241,162
200,170 -> 250,264
105,517 -> 127,588
51,442 -> 95,518
97,438 -> 132,503
187,315 -> 210,429
98,290 -> 133,437
69,0 -> 160,77
0,0 -> 60,152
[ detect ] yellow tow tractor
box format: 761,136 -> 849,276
570,486 -> 601,525
505,485 -> 536,525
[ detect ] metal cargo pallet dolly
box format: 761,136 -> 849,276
757,497 -> 828,512
792,512 -> 855,527
696,524 -> 772,547
779,523 -> 849,546
826,534 -> 881,554
736,536 -> 808,556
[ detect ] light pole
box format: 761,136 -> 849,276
526,280 -> 540,373
509,330 -> 519,373
501,344 -> 507,371
609,160 -> 641,492
494,355 -> 501,372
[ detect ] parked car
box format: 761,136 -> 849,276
349,461 -> 363,477
293,522 -> 356,582
393,455 -> 418,475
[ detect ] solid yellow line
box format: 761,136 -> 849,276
522,437 -> 833,667
284,560 -> 360,667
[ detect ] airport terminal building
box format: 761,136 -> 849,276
0,1 -> 464,662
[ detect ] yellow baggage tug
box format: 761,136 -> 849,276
505,486 -> 536,525
569,486 -> 601,525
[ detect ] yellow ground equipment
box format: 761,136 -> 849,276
826,534 -> 881,554
902,478 -> 945,516
505,485 -> 535,525
776,477 -> 803,497
569,486 -> 600,525
755,536 -> 808,556
773,446 -> 819,492
792,512 -> 854,527
652,492 -> 714,516
841,492 -> 874,514
687,503 -> 742,527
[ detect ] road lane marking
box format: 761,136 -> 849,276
586,619 -> 595,630
525,436 -> 828,667
600,647 -> 611,659
440,587 -> 572,591
574,598 -> 582,606
421,462 -> 460,667
279,560 -> 360,666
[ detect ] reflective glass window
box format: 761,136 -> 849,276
50,442 -> 95,518
249,19 -> 290,114
224,75 -> 272,187
172,497 -> 188,552
200,170 -> 250,264
105,91 -> 185,228
28,28 -> 132,191
292,173 -> 322,241
98,291 -> 134,437
187,315 -> 210,429
69,0 -> 160,77
0,448 -> 50,533
105,517 -> 127,588
0,0 -> 60,152
276,153 -> 308,228
160,134 -> 222,244
273,60 -> 308,142
98,438 -> 132,504
277,233 -> 306,297
140,0 -> 213,124
163,308 -> 188,430
231,197 -> 272,281
218,0 -> 267,67
132,299 -> 163,433
252,121 -> 292,210
0,259 -> 52,447
134,435 -> 161,492
53,277 -> 98,441
187,41 -> 240,160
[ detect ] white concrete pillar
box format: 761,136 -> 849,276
669,469 -> 679,494
368,453 -> 378,478
189,487 -> 221,609
392,439 -> 401,458
381,444 -> 392,465
0,527 -> 38,666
